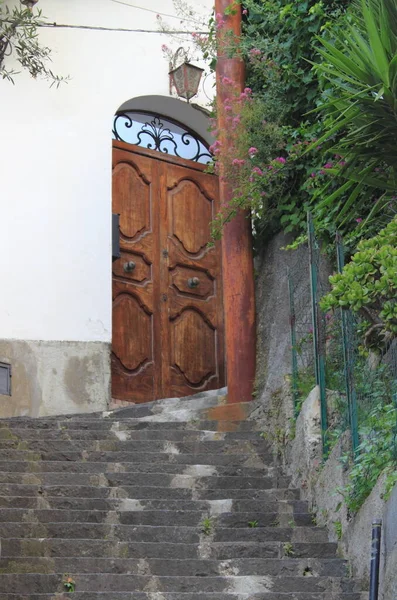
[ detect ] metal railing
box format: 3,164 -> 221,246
288,215 -> 397,465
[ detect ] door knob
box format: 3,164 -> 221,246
123,261 -> 136,273
188,277 -> 200,288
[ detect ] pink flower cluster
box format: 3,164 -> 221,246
215,12 -> 226,29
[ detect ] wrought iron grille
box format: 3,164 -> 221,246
112,112 -> 212,165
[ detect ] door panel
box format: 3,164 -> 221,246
165,163 -> 224,399
112,142 -> 224,403
111,150 -> 159,402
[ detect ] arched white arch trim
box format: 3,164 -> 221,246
116,95 -> 214,147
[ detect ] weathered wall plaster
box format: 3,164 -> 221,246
0,340 -> 110,418
284,386 -> 397,599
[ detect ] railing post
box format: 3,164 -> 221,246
308,213 -> 329,457
336,232 -> 359,456
369,520 -> 382,600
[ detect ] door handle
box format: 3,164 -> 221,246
188,277 -> 200,288
123,261 -> 136,273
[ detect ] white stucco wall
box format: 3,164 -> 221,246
0,0 -> 213,344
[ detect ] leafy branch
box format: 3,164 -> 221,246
0,1 -> 68,86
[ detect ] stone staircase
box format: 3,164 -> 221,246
0,392 -> 362,599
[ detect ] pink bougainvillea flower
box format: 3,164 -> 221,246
274,157 -> 286,164
248,147 -> 258,156
311,172 -> 316,178
244,87 -> 252,94
252,166 -> 263,175
242,9 -> 248,15
356,218 -> 363,223
323,162 -> 333,169
232,158 -> 245,166
249,48 -> 261,56
224,105 -> 232,112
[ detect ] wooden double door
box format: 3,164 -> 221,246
111,141 -> 225,403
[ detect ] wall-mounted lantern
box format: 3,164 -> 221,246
169,48 -> 204,103
21,0 -> 39,9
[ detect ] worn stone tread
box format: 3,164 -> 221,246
0,428 -> 264,442
0,461 -> 276,477
0,508 -> 313,528
0,539 -> 341,560
0,484 -> 299,501
0,594 -> 367,600
0,496 -> 308,513
0,574 -> 359,594
0,451 -> 273,467
0,523 -> 329,543
0,472 -> 287,490
0,557 -> 347,576
0,420 -> 259,432
0,439 -> 272,455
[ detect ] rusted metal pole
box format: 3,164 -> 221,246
215,0 -> 256,403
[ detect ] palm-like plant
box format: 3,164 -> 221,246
311,0 -> 397,232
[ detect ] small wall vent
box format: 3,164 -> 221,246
0,362 -> 11,396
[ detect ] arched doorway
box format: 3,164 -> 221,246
111,97 -> 225,403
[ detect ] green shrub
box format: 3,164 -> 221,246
321,217 -> 397,344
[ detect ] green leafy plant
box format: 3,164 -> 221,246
334,520 -> 343,540
338,400 -> 397,512
310,0 -> 397,237
321,217 -> 397,344
63,575 -> 75,593
200,516 -> 214,535
283,542 -> 295,557
0,2 -> 68,85
248,519 -> 259,528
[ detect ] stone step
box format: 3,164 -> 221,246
0,574 -> 358,594
0,557 -> 347,577
0,461 -> 277,477
0,594 -> 367,600
0,471 -> 290,490
0,420 -> 258,432
0,496 -> 308,514
0,439 -> 271,455
0,428 -> 263,441
0,451 -> 272,467
0,523 -> 329,544
0,484 -> 300,501
0,539 -> 340,560
0,509 -> 313,527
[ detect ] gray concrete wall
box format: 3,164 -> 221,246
285,386 -> 397,599
0,340 -> 110,418
254,231 -> 332,404
255,232 -> 305,399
